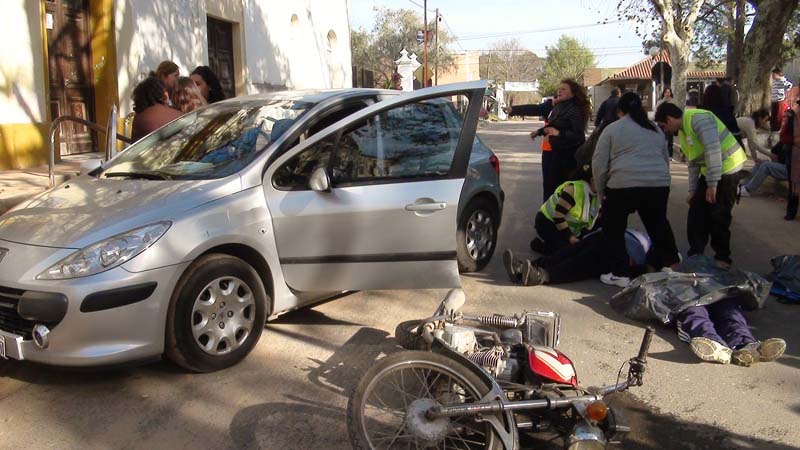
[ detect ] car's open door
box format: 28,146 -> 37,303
263,81 -> 486,291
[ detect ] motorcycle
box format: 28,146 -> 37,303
347,289 -> 654,449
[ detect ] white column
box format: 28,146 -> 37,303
395,49 -> 421,92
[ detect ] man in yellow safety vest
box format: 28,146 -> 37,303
655,103 -> 747,266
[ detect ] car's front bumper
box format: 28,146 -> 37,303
0,239 -> 189,367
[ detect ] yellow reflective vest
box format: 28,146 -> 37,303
679,109 -> 747,176
540,180 -> 599,236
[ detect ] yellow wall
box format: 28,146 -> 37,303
0,123 -> 49,169
91,0 -> 119,153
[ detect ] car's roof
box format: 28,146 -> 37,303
213,88 -> 398,107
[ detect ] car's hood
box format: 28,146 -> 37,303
0,176 -> 241,249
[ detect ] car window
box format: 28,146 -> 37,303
330,95 -> 466,184
273,134 -> 336,190
101,99 -> 313,180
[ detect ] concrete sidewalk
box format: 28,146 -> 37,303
0,153 -> 102,214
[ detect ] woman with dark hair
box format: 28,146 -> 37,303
131,76 -> 182,141
702,84 -> 742,145
592,92 -> 679,287
538,79 -> 590,201
736,108 -> 772,162
191,66 -> 227,103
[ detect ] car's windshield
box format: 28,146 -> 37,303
102,98 -> 313,180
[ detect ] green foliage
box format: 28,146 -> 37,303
350,7 -> 456,86
539,36 -> 596,96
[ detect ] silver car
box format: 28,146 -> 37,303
0,82 -> 503,371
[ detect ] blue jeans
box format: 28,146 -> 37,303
745,161 -> 787,193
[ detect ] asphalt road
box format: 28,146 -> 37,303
1,120 -> 799,450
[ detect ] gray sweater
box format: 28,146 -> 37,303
685,111 -> 743,191
592,114 -> 671,199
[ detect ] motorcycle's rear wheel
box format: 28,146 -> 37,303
348,351 -> 503,450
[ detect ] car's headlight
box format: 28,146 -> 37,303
37,221 -> 171,280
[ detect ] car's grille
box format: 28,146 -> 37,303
0,286 -> 36,340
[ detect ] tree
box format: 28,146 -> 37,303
618,0 -> 707,108
736,0 -> 799,113
621,0 -> 799,113
481,39 -> 543,84
350,7 -> 456,87
538,35 -> 596,96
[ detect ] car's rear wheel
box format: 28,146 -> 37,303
166,254 -> 269,372
457,197 -> 498,272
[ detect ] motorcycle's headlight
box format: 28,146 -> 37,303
37,221 -> 171,280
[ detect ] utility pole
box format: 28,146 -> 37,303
434,8 -> 439,86
423,0 -> 428,86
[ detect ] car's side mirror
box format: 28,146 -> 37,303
79,158 -> 103,176
309,166 -> 331,192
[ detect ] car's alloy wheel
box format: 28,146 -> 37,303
466,209 -> 495,262
457,197 -> 498,272
191,276 -> 256,356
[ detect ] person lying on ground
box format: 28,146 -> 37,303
610,255 -> 786,367
529,167 -> 599,255
504,229 -> 651,286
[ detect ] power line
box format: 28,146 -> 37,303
455,20 -> 624,41
440,14 -> 465,52
407,0 -> 435,13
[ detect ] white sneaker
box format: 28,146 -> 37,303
738,185 -> 751,197
690,337 -> 732,364
600,273 -> 631,287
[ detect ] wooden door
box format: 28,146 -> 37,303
45,0 -> 95,155
207,17 -> 235,100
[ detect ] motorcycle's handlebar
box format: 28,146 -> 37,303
637,326 -> 655,363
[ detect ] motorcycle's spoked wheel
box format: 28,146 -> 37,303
348,351 -> 502,450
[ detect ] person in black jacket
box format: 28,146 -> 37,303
538,79 -> 590,200
702,84 -> 743,146
594,88 -> 620,127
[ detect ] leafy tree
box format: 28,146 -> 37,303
350,7 -> 456,87
620,0 -> 799,113
480,38 -> 543,84
538,35 -> 596,96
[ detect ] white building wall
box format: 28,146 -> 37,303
115,0 -> 208,114
243,0 -> 352,93
115,0 -> 352,113
0,0 -> 47,124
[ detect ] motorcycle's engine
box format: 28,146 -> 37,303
442,325 -> 525,384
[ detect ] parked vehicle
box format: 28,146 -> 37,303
348,289 -> 653,449
0,82 -> 502,371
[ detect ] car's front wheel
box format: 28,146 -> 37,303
166,254 -> 269,372
457,197 -> 498,272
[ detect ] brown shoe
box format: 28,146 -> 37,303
757,338 -> 786,362
731,342 -> 759,367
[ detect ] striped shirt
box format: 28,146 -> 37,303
686,112 -> 743,191
771,76 -> 793,102
552,184 -> 578,237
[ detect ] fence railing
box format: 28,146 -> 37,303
48,106 -> 133,187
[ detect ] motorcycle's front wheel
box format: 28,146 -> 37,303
348,351 -> 504,450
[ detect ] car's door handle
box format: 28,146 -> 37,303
405,202 -> 447,212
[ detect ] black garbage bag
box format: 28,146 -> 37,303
769,255 -> 800,303
610,255 -> 771,325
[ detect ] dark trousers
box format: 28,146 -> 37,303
666,133 -> 673,158
535,232 -> 609,283
687,174 -> 739,264
770,101 -> 786,132
603,187 -> 680,276
786,145 -> 799,220
676,298 -> 756,349
541,150 -> 576,201
534,212 -> 570,255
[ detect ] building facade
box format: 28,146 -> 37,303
0,0 -> 352,170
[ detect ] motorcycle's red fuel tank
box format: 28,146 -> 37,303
528,346 -> 578,387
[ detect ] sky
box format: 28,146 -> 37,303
349,0 -> 658,69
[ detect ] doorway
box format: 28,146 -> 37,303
207,16 -> 236,99
45,0 -> 96,155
